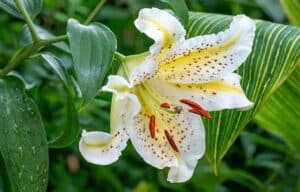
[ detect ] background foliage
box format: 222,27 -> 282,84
0,0 -> 299,191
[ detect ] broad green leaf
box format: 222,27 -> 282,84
187,12 -> 300,172
20,25 -> 70,54
0,0 -> 42,19
67,19 -> 117,102
255,66 -> 300,152
160,0 -> 189,27
41,53 -> 80,148
0,76 -> 48,191
280,0 -> 300,26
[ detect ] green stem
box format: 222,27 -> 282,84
0,44 -> 40,78
13,0 -> 40,42
84,0 -> 106,25
40,35 -> 68,45
114,52 -> 126,61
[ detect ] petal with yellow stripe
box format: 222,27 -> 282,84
155,15 -> 256,84
79,76 -> 141,165
147,73 -> 253,112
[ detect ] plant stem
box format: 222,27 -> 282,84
0,0 -> 124,79
13,0 -> 40,42
84,0 -> 106,25
40,35 -> 68,45
0,44 -> 40,78
114,52 -> 126,61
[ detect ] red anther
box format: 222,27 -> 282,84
180,99 -> 202,109
149,115 -> 155,138
164,130 -> 179,152
160,102 -> 171,109
188,108 -> 212,119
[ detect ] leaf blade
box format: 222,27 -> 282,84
67,19 -> 117,102
0,0 -> 42,19
255,66 -> 300,152
187,12 -> 300,172
41,53 -> 80,148
0,76 -> 48,191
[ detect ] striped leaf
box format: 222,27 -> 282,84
255,66 -> 300,152
280,0 -> 300,26
187,12 -> 300,172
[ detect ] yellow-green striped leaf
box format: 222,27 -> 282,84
280,0 -> 300,26
255,66 -> 300,152
187,12 -> 300,172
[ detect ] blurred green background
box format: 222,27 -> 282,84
0,0 -> 299,191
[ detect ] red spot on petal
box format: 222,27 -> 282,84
160,102 -> 171,109
164,130 -> 179,152
149,115 -> 155,138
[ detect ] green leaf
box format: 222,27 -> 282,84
41,53 -> 80,148
0,76 -> 48,191
48,94 -> 80,148
187,12 -> 300,172
41,53 -> 70,90
160,0 -> 189,27
67,18 -> 117,102
0,0 -> 42,19
255,66 -> 300,152
20,25 -> 70,54
280,0 -> 300,26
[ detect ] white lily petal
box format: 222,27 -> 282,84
134,7 -> 185,53
79,75 -> 141,165
79,130 -> 128,165
155,15 -> 256,83
101,75 -> 132,98
147,73 -> 253,112
130,8 -> 186,85
168,151 -> 201,183
127,84 -> 205,181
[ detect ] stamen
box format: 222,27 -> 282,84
164,130 -> 179,152
188,108 -> 212,119
180,99 -> 202,109
180,98 -> 212,119
160,102 -> 171,109
149,115 -> 155,138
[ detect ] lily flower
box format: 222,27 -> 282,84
79,8 -> 255,183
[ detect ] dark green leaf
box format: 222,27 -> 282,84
255,66 -> 300,152
161,0 -> 189,27
41,53 -> 70,90
20,25 -> 70,53
40,53 -> 80,148
0,0 -> 42,19
67,18 -> 117,102
188,13 -> 300,172
0,76 -> 48,191
48,95 -> 80,148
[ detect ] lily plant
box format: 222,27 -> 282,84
79,8 -> 256,183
